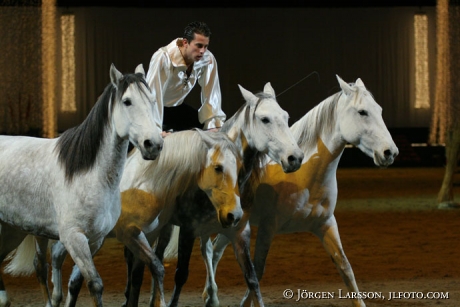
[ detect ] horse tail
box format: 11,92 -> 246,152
163,225 -> 179,261
4,235 -> 37,276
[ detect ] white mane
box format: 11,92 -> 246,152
129,131 -> 206,201
127,130 -> 239,205
291,82 -> 375,154
290,91 -> 341,153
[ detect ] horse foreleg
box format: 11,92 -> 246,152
60,232 -> 103,307
166,228 -> 195,307
230,222 -> 264,307
0,224 -> 28,307
50,240 -> 69,307
150,224 -> 173,307
122,246 -> 145,307
200,237 -> 219,307
120,226 -> 166,307
205,232 -> 231,303
252,219 -> 278,282
63,264 -> 84,307
34,237 -> 52,307
319,218 -> 365,307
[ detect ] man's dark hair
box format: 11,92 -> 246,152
183,21 -> 211,42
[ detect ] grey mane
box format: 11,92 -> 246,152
55,72 -> 148,182
220,91 -> 272,203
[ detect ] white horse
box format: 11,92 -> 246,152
10,129 -> 244,307
0,64 -> 163,307
199,75 -> 399,307
123,82 -> 305,307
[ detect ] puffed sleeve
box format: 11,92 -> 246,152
146,49 -> 170,130
197,53 -> 226,129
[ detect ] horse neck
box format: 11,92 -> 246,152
122,132 -> 203,201
295,93 -> 347,155
291,93 -> 347,173
98,126 -> 130,187
56,86 -> 129,187
224,122 -> 261,203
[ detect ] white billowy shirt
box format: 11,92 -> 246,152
146,38 -> 226,130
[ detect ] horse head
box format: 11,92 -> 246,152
110,64 -> 163,160
336,75 -> 399,167
197,130 -> 243,228
231,83 -> 304,173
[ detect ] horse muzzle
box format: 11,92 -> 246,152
374,146 -> 399,167
281,150 -> 304,173
138,138 -> 164,160
219,207 -> 243,228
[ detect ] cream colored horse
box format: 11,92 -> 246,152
125,82 -> 304,307
207,75 -> 399,307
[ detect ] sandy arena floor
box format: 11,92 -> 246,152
3,167 -> 460,306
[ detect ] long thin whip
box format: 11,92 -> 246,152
276,71 -> 320,98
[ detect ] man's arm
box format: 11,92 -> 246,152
146,50 -> 171,131
197,52 -> 226,130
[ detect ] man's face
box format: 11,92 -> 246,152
184,33 -> 209,62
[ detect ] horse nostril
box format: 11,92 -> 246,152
384,149 -> 392,157
227,212 -> 235,224
144,139 -> 153,149
233,216 -> 241,226
288,155 -> 299,164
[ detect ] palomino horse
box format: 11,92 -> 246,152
0,64 -> 163,307
123,82 -> 304,307
9,130 -> 244,307
208,75 -> 399,307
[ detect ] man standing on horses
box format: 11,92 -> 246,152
146,21 -> 226,136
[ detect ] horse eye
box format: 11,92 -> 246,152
358,110 -> 368,116
214,165 -> 223,173
123,99 -> 132,106
261,117 -> 270,124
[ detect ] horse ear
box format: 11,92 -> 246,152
238,84 -> 258,107
336,75 -> 353,96
195,129 -> 213,148
110,64 -> 123,88
135,64 -> 145,77
263,82 -> 276,97
355,78 -> 366,88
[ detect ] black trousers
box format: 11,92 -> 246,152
162,104 -> 201,131
128,104 -> 201,153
